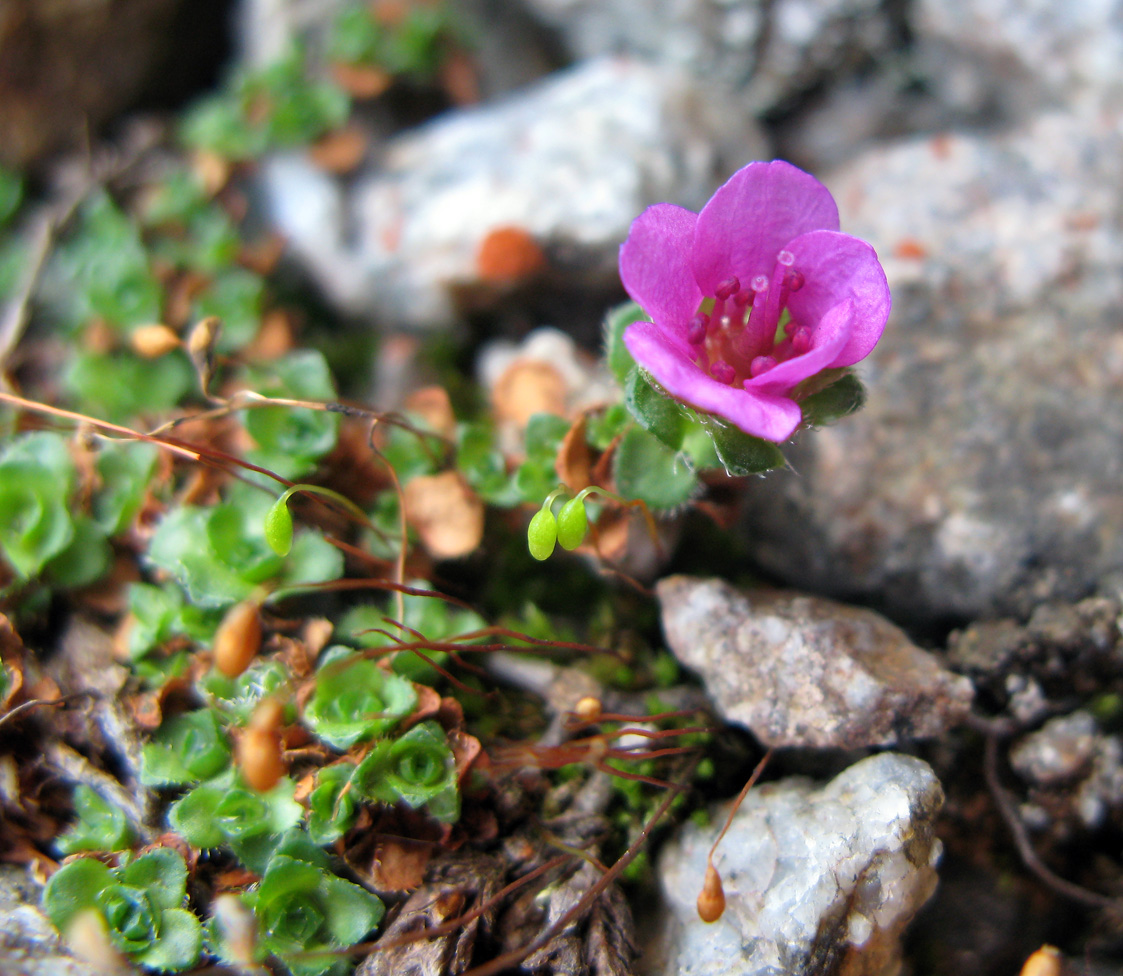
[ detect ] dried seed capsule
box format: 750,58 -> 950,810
696,863 -> 725,923
1018,946 -> 1062,976
574,695 -> 602,723
213,600 -> 261,678
238,699 -> 286,792
130,323 -> 181,359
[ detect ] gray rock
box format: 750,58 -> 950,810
646,753 -> 944,976
1010,711 -> 1099,786
522,0 -> 896,110
258,56 -> 767,330
655,576 -> 973,748
740,101 -> 1123,623
915,0 -> 1123,102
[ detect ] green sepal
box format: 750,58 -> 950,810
797,369 -> 867,427
603,301 -> 648,385
624,367 -> 687,450
692,412 -> 786,476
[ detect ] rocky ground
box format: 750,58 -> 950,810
4,1 -> 1123,974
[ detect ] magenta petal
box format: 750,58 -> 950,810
623,323 -> 803,442
744,301 -> 852,394
691,161 -> 840,296
619,204 -> 702,335
784,229 -> 890,367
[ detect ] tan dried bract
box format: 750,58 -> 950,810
492,360 -> 567,428
403,472 -> 484,559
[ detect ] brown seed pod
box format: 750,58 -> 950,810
213,600 -> 261,678
130,323 -> 181,359
574,695 -> 602,723
696,862 -> 726,923
238,699 -> 286,793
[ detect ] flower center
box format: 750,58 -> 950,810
687,250 -> 805,386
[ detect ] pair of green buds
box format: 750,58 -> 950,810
528,486 -> 622,561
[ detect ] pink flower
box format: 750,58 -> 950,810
619,160 -> 890,443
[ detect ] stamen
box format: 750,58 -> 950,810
788,270 -> 805,292
715,277 -> 740,301
688,313 -> 709,345
710,360 -> 736,384
749,355 -> 777,377
736,275 -> 772,360
777,250 -> 795,267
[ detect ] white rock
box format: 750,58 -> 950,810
647,753 -> 944,976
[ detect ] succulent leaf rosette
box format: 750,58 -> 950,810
354,720 -> 460,823
619,160 -> 891,443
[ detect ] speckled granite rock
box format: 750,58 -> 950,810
656,576 -> 973,748
258,56 -> 767,330
522,0 -> 897,110
739,100 -> 1123,624
647,753 -> 944,976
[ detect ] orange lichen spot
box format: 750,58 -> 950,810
476,226 -> 546,283
894,238 -> 928,260
492,359 -> 567,427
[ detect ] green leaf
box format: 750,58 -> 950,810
93,441 -> 159,536
603,301 -> 648,385
304,652 -> 417,749
612,427 -> 697,510
624,368 -> 686,450
0,166 -> 23,227
42,857 -> 113,932
56,785 -> 135,855
125,582 -> 185,660
307,764 -> 359,846
140,709 -> 231,786
193,267 -> 264,352
241,350 -> 340,480
116,848 -> 188,911
168,784 -> 226,849
64,349 -> 194,421
0,432 -> 76,579
797,370 -> 867,427
692,413 -> 786,476
134,907 -> 203,972
43,515 -> 111,588
96,883 -> 157,952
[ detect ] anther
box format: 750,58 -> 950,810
750,355 -> 777,377
787,270 -> 805,292
714,277 -> 740,301
688,313 -> 709,344
732,290 -> 751,308
710,361 -> 736,384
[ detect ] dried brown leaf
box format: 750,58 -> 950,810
403,472 -> 484,560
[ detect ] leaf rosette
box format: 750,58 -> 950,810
303,649 -> 417,750
354,721 -> 459,823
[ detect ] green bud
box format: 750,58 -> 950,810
556,497 -> 588,551
527,508 -> 558,561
